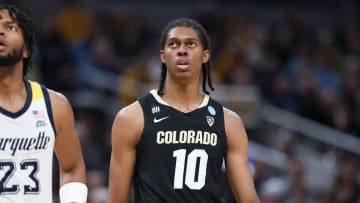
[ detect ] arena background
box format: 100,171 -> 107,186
3,0 -> 360,202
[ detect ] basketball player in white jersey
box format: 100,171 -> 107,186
0,5 -> 87,203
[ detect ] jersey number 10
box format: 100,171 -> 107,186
173,149 -> 208,190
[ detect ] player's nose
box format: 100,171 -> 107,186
177,43 -> 188,56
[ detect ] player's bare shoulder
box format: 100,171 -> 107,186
223,107 -> 243,125
115,101 -> 143,127
116,100 -> 142,119
112,101 -> 144,144
47,89 -> 71,106
223,107 -> 247,140
45,89 -> 76,132
47,89 -> 73,118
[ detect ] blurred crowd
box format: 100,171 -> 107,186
30,2 -> 360,135
10,1 -> 360,202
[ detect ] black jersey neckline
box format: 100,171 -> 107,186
149,89 -> 210,116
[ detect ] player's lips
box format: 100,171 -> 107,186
176,58 -> 190,69
0,41 -> 6,51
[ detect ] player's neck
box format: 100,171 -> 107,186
0,62 -> 23,81
162,80 -> 204,113
0,65 -> 26,108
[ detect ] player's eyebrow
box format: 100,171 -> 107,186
167,37 -> 199,41
4,20 -> 16,23
0,20 -> 18,25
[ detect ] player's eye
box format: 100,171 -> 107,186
7,25 -> 17,31
168,41 -> 178,48
187,41 -> 196,48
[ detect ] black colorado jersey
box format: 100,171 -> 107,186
134,90 -> 227,203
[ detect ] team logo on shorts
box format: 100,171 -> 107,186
206,116 -> 214,127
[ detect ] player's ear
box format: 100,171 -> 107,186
202,49 -> 210,63
160,50 -> 166,63
23,45 -> 29,58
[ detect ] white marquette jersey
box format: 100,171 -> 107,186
0,80 -> 56,203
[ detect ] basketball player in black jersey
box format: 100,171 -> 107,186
108,18 -> 259,203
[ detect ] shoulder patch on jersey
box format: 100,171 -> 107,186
208,106 -> 216,116
206,116 -> 214,127
152,106 -> 161,114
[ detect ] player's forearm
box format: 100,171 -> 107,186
108,170 -> 133,203
108,184 -> 131,203
59,160 -> 87,185
58,161 -> 87,203
239,196 -> 260,203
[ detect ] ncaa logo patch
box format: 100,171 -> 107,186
208,106 -> 216,116
206,116 -> 214,127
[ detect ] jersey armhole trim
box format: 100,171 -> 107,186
41,85 -> 57,136
135,99 -> 148,148
29,80 -> 43,102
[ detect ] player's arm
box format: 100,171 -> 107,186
108,101 -> 143,203
224,108 -> 260,203
50,90 -> 87,203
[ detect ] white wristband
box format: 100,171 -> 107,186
59,182 -> 88,203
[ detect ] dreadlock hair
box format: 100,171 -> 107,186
158,18 -> 214,95
0,4 -> 35,76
